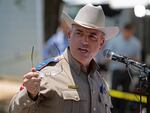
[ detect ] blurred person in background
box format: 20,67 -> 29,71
43,19 -> 69,60
106,23 -> 141,113
9,4 -> 119,113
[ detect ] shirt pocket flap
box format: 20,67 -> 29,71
99,93 -> 113,108
62,90 -> 80,101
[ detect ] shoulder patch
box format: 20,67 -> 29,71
35,55 -> 64,71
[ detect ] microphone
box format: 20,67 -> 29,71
103,49 -> 150,74
103,49 -> 127,64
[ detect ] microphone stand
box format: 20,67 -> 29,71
107,51 -> 150,112
126,60 -> 150,113
147,75 -> 150,113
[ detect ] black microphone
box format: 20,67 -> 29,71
103,49 -> 127,64
103,49 -> 150,74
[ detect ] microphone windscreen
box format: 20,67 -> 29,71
103,49 -> 111,58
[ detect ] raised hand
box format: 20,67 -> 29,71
23,68 -> 41,98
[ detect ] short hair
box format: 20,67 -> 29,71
123,23 -> 135,30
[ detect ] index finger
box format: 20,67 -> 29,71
23,72 -> 39,79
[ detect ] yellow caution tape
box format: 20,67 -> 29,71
109,89 -> 147,104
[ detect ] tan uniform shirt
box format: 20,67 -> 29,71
9,49 -> 112,113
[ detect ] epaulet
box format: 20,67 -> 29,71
35,55 -> 64,71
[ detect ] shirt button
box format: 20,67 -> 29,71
93,91 -> 95,94
23,103 -> 27,106
75,96 -> 79,101
93,107 -> 96,111
27,100 -> 30,103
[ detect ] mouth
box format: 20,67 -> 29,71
78,48 -> 88,53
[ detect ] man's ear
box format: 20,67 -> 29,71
67,30 -> 71,39
99,38 -> 105,49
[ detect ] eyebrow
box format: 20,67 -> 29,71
76,29 -> 99,37
76,27 -> 97,34
76,29 -> 83,32
90,32 -> 97,36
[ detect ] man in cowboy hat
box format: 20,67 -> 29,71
9,4 -> 119,113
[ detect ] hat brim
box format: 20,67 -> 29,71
62,12 -> 119,40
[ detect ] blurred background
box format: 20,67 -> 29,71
0,0 -> 150,113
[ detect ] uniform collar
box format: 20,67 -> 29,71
63,48 -> 98,76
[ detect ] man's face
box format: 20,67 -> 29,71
68,24 -> 105,66
123,29 -> 134,40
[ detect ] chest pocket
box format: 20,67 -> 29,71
62,90 -> 80,101
99,92 -> 112,113
61,90 -> 86,113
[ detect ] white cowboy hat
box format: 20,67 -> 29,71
62,4 -> 119,39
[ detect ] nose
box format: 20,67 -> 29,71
81,35 -> 88,45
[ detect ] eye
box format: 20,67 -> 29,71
89,34 -> 98,41
75,31 -> 83,36
76,32 -> 81,35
